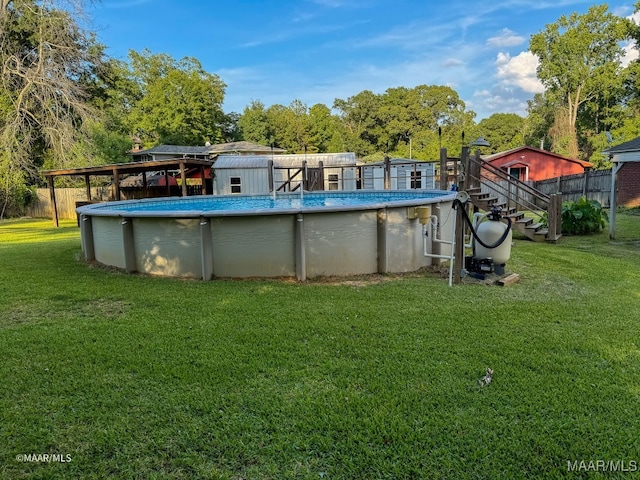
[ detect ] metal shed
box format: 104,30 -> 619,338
360,158 -> 436,190
212,153 -> 358,195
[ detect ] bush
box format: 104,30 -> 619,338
561,197 -> 608,235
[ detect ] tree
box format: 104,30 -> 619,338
265,103 -> 298,152
525,93 -> 555,150
333,90 -> 382,159
334,85 -> 475,160
476,113 -> 526,154
238,100 -> 272,145
0,0 -> 102,217
308,103 -> 341,153
219,112 -> 242,143
125,50 -> 227,146
529,4 -> 631,158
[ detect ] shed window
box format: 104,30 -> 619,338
230,176 -> 242,194
328,173 -> 339,191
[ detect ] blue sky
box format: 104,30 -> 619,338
88,0 -> 638,120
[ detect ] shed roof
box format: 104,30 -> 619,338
208,141 -> 286,154
363,158 -> 435,167
214,152 -> 357,169
214,156 -> 271,169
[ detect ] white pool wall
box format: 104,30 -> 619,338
79,192 -> 455,280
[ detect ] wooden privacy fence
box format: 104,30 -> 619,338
533,170 -> 611,206
22,186 -> 193,220
24,188 -> 111,220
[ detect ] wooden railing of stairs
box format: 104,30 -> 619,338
461,149 -> 562,243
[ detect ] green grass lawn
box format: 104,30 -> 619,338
1,216 -> 640,479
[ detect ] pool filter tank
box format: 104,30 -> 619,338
467,206 -> 512,276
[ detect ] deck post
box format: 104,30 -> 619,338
439,148 -> 448,190
85,175 -> 92,201
180,161 -> 187,197
548,194 -> 557,240
113,168 -> 121,201
142,171 -> 148,197
267,159 -> 274,192
201,166 -> 208,195
459,146 -> 469,191
47,176 -> 59,227
384,156 -> 391,190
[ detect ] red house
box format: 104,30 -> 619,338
483,146 -> 592,182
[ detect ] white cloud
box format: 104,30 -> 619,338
443,58 -> 464,68
487,28 -> 525,48
495,51 -> 544,94
621,11 -> 640,68
621,41 -> 639,68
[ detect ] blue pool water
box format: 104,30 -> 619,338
79,190 -> 454,217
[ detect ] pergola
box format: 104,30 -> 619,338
42,157 -> 213,226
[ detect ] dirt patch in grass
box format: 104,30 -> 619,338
78,298 -> 132,319
302,266 -> 448,287
2,298 -> 132,328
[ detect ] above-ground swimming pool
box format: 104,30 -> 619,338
77,190 -> 457,280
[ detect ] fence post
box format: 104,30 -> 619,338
384,156 -> 391,190
470,150 -> 481,190
47,176 -> 59,227
439,148 -> 448,190
582,170 -> 590,199
453,200 -> 466,285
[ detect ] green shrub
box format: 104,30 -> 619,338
561,197 -> 608,235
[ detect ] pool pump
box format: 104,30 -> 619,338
462,205 -> 513,277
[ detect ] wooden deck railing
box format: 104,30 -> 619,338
459,148 -> 562,239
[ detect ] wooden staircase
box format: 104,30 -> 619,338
461,150 -> 562,243
466,187 -> 557,242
